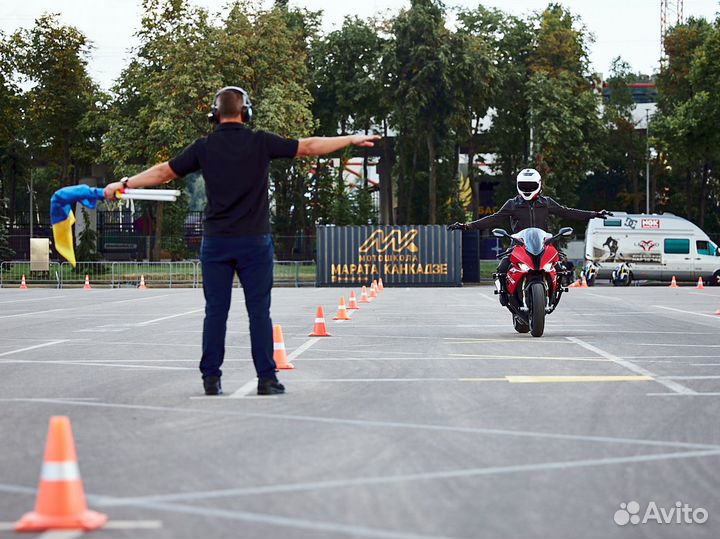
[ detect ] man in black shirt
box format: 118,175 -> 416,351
104,86 -> 379,396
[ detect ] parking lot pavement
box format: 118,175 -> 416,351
0,285 -> 719,538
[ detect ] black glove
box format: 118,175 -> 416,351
595,210 -> 613,219
447,222 -> 468,231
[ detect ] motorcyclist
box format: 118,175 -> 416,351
448,168 -> 610,299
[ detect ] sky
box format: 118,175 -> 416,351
1,0 -> 719,90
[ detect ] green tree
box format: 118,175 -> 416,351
0,30 -> 26,225
14,14 -> 102,189
526,5 -> 602,206
102,0 -> 221,260
653,18 -> 719,230
392,0 -> 454,224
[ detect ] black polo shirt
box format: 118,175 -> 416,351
168,123 -> 298,236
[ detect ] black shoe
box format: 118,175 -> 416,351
203,376 -> 223,396
258,377 -> 285,395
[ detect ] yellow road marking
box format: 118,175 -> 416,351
505,375 -> 655,384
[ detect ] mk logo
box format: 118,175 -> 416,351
358,230 -> 419,253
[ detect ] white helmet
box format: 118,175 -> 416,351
516,168 -> 542,201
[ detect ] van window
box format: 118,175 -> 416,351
603,219 -> 622,227
664,239 -> 690,255
697,240 -> 711,256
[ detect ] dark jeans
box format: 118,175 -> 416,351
199,234 -> 276,380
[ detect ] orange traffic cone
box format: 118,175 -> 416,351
360,286 -> 372,303
568,279 -> 580,288
580,275 -> 589,288
347,290 -> 359,311
19,275 -> 28,289
378,278 -> 385,291
273,325 -> 294,369
83,275 -> 91,290
309,306 -> 331,337
697,277 -> 705,290
138,275 -> 147,289
669,276 -> 679,288
15,416 -> 107,532
370,282 -> 379,298
333,297 -> 351,321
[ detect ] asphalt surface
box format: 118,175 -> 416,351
0,283 -> 719,539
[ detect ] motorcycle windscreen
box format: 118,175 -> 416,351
513,227 -> 551,256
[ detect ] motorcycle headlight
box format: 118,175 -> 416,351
518,263 -> 531,272
542,263 -> 554,272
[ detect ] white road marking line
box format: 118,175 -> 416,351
567,337 -> 697,395
0,340 -> 68,358
229,379 -> 258,398
103,520 -> 163,529
692,363 -> 720,366
0,296 -> 67,304
105,294 -> 171,304
36,531 -> 83,539
1,359 -> 193,370
3,398 -> 716,450
654,305 -> 720,320
135,308 -> 205,326
228,338 -> 321,399
647,393 -> 720,397
96,448 -> 720,507
0,308 -> 66,319
585,293 -> 623,301
633,343 -> 720,348
662,375 -> 720,380
288,337 -> 321,361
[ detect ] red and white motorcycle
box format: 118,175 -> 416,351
492,227 -> 574,337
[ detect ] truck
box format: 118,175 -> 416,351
584,212 -> 720,286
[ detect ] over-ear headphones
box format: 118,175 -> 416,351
208,86 -> 253,124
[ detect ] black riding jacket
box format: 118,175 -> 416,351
467,195 -> 596,233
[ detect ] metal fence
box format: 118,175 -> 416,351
0,260 -> 315,288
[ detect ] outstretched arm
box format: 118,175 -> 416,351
547,197 -> 608,221
448,200 -> 514,231
296,134 -> 380,157
104,162 -> 176,200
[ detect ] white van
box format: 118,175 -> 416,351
584,212 -> 720,285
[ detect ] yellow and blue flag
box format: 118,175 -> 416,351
50,185 -> 105,267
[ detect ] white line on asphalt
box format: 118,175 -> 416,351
662,375 -> 720,380
0,296 -> 67,304
566,337 -> 697,395
654,305 -> 720,320
229,379 -> 258,398
135,308 -> 205,326
0,308 -> 67,319
1,359 -> 193,370
105,294 -> 171,305
94,448 -> 720,508
584,293 -> 623,301
0,340 -> 68,358
288,337 -> 321,361
103,520 -> 163,529
3,398 -> 716,450
228,338 -> 320,399
36,531 -> 83,539
647,393 -> 720,397
692,363 -> 720,366
633,343 -> 720,348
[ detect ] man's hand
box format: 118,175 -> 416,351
104,181 -> 124,200
350,134 -> 381,148
595,209 -> 613,219
447,222 -> 468,231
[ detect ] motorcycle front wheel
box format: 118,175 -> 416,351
529,282 -> 546,337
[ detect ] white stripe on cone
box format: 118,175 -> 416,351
41,461 -> 81,481
273,343 -> 285,350
315,318 -> 325,323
